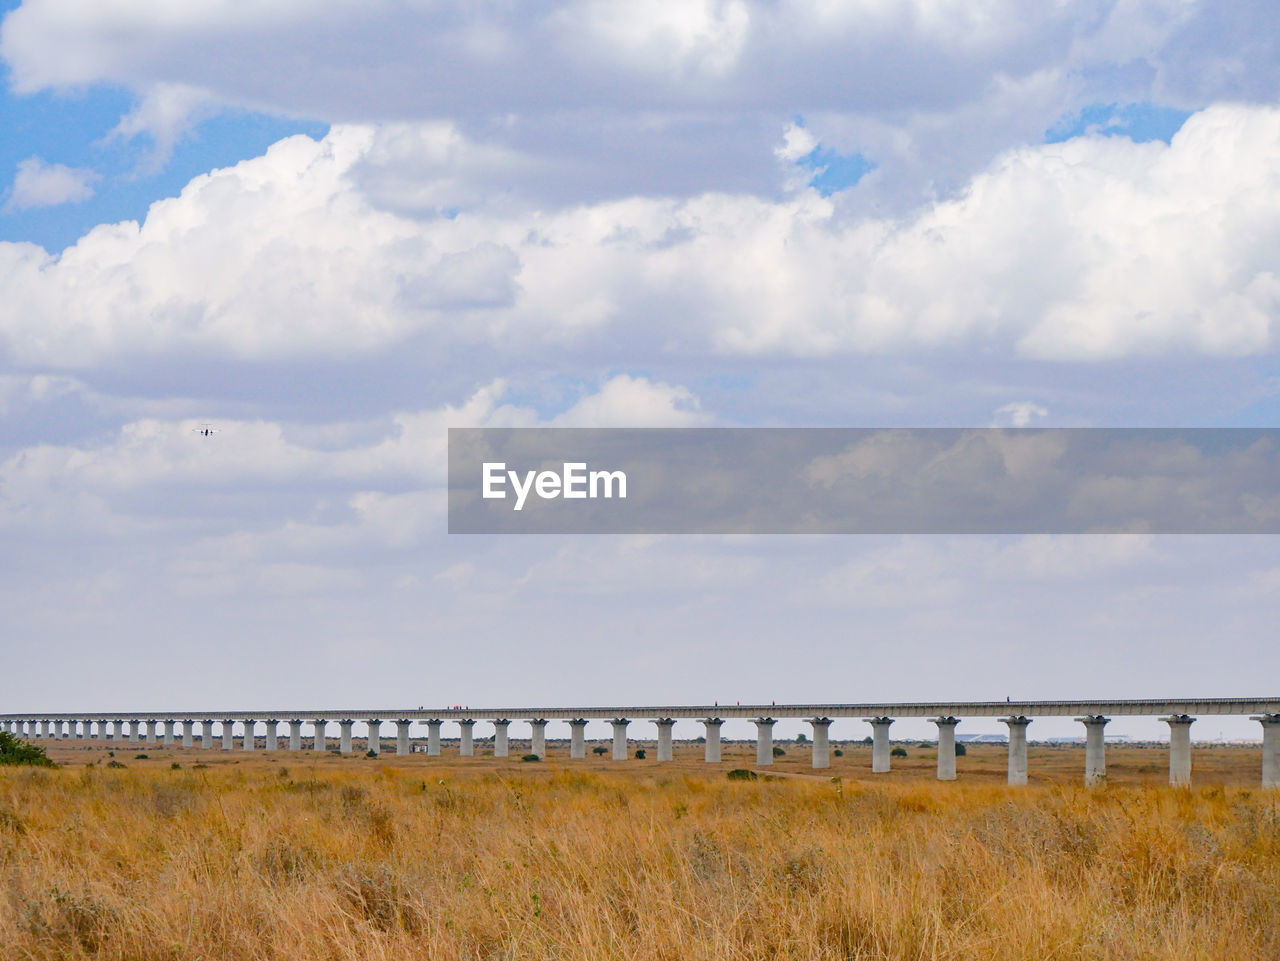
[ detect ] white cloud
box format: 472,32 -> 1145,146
104,82 -> 218,168
5,155 -> 99,211
3,104 -> 1279,368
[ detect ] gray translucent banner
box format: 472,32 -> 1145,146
448,428 -> 1280,534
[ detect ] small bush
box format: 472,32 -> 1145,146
106,760 -> 126,769
727,769 -> 759,780
170,762 -> 181,769
521,754 -> 541,762
772,746 -> 785,757
955,742 -> 967,756
0,731 -> 55,767
364,750 -> 378,758
592,746 -> 608,755
891,747 -> 908,758
635,748 -> 647,759
134,754 -> 149,759
833,749 -> 844,757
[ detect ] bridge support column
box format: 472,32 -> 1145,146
1078,715 -> 1108,785
149,720 -> 161,743
1164,715 -> 1194,787
201,721 -> 214,749
113,719 -> 124,742
458,719 -> 475,757
1255,715 -> 1280,789
754,717 -> 775,766
264,719 -> 279,752
492,719 -> 510,758
703,718 -> 723,763
241,719 -> 256,751
1002,716 -> 1031,785
934,716 -> 959,781
312,719 -> 327,752
396,720 -> 412,756
811,717 -> 832,769
365,719 -> 381,756
610,719 -> 629,760
425,719 -> 442,756
656,718 -> 675,761
339,720 -> 354,755
529,719 -> 547,758
181,720 -> 193,748
221,720 -> 235,751
162,720 -> 175,747
288,719 -> 303,751
569,718 -> 588,759
870,717 -> 893,773
129,720 -> 140,743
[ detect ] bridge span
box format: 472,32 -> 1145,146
5,698 -> 1280,788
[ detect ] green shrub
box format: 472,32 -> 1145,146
635,748 -> 647,759
726,769 -> 758,780
592,746 -> 608,755
105,760 -> 126,769
891,747 -> 908,758
520,754 -> 541,762
772,746 -> 785,757
955,742 -> 967,756
134,754 -> 149,759
0,731 -> 55,767
171,762 -> 181,769
833,749 -> 844,757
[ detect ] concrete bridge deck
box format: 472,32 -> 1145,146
6,699 -> 1280,789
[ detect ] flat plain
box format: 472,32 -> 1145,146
2,740 -> 1277,960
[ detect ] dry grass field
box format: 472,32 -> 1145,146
2,740 -> 1278,960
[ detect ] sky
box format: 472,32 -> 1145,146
2,0 -> 1280,746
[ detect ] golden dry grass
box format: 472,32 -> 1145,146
2,742 -> 1278,960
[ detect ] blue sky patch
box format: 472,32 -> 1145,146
1046,102 -> 1191,145
796,145 -> 875,196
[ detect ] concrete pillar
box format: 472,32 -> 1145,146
241,719 -> 256,751
130,720 -> 141,743
288,719 -> 303,752
426,719 -> 442,756
458,719 -> 475,757
37,719 -> 47,738
201,720 -> 214,749
569,718 -> 588,759
1164,715 -> 1195,787
263,719 -> 279,752
529,719 -> 548,758
492,719 -> 510,758
365,719 -> 381,756
1077,715 -> 1109,786
934,716 -> 959,781
396,720 -> 411,756
221,720 -> 235,751
870,717 -> 893,773
1254,715 -> 1280,789
703,718 -> 723,763
754,717 -> 775,767
162,720 -> 176,747
312,719 -> 327,752
1002,716 -> 1031,785
611,718 -> 629,760
112,719 -> 124,742
148,720 -> 161,743
181,720 -> 194,748
811,717 -> 832,769
339,719 -> 354,755
656,718 -> 676,761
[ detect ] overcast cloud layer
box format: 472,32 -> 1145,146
2,0 -> 1279,738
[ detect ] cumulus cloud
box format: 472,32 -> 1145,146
5,0 -> 1276,204
4,156 -> 99,211
2,104 -> 1279,370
